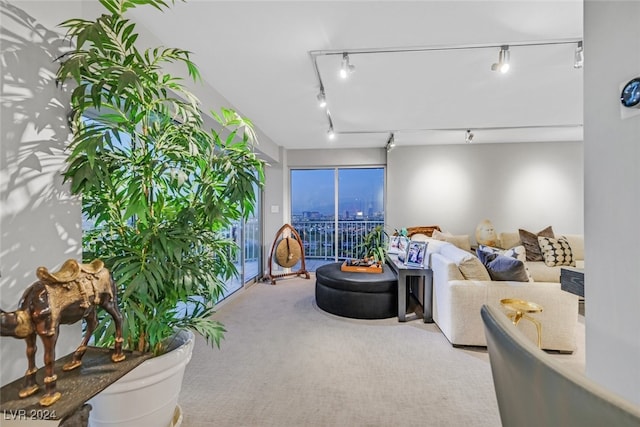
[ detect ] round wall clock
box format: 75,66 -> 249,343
621,77 -> 640,108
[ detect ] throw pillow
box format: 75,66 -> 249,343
497,232 -> 521,251
478,244 -> 526,262
410,233 -> 429,242
477,244 -> 533,281
476,250 -> 530,282
538,235 -> 575,267
432,230 -> 472,252
519,226 -> 554,261
431,229 -> 451,240
439,243 -> 490,281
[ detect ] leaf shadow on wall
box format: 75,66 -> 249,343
0,1 -> 81,306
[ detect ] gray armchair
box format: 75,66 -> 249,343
481,304 -> 640,427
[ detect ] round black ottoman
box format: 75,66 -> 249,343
315,263 -> 398,319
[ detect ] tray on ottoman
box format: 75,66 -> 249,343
341,259 -> 383,273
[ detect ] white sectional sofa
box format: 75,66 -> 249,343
426,238 -> 580,352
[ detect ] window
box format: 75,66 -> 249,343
222,179 -> 262,298
291,167 -> 385,271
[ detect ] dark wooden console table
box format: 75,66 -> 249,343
385,254 -> 433,323
1,347 -> 150,426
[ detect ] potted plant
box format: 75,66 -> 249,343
55,0 -> 265,424
356,225 -> 389,264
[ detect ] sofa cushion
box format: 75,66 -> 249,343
439,243 -> 490,280
519,226 -> 554,261
498,232 -> 521,250
564,234 -> 584,261
476,250 -> 530,282
422,238 -> 449,266
424,238 -> 448,253
432,230 -> 472,252
538,236 -> 575,267
525,262 -> 563,282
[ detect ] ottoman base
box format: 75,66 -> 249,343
315,263 -> 397,319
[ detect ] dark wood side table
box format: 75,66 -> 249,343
385,254 -> 433,323
560,267 -> 584,297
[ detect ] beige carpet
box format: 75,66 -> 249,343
178,276 -> 585,427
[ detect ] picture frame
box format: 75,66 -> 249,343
396,236 -> 410,263
387,235 -> 402,254
404,240 -> 428,267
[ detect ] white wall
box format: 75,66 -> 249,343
263,148 -> 287,276
286,148 -> 386,168
0,1 -> 83,385
387,141 -> 584,240
263,142 -> 583,267
584,1 -> 640,405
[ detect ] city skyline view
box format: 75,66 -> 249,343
291,168 -> 385,219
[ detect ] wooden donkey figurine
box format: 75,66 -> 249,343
0,259 -> 126,406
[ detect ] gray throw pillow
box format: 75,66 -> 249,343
476,249 -> 530,282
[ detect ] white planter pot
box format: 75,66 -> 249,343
88,330 -> 195,427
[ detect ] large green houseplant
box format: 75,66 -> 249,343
56,0 -> 265,356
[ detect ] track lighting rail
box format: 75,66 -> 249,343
309,38 -> 583,145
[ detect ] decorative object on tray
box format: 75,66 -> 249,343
266,224 -> 310,284
404,240 -> 428,267
341,258 -> 383,273
0,259 -> 125,407
356,225 -> 389,264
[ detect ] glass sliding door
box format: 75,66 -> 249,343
337,168 -> 385,260
222,219 -> 243,298
221,178 -> 262,299
244,181 -> 261,282
291,169 -> 335,268
291,167 -> 385,271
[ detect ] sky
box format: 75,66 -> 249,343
291,168 -> 384,217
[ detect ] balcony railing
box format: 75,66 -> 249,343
291,220 -> 385,260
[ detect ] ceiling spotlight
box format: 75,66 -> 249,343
317,89 -> 327,108
491,45 -> 510,73
574,41 -> 584,69
386,133 -> 396,152
340,52 -> 355,79
465,129 -> 474,143
327,125 -> 336,140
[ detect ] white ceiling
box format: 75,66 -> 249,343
130,1 -> 583,150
